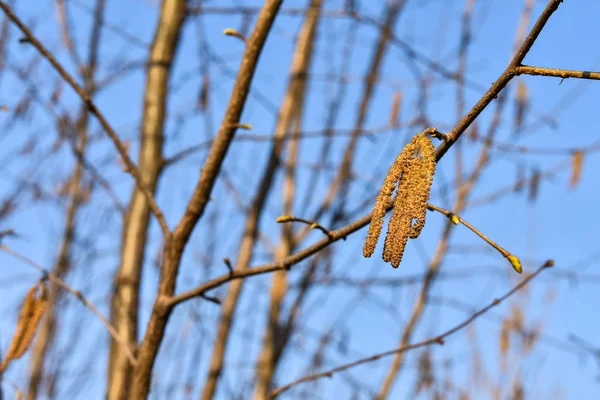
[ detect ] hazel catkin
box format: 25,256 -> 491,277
363,132 -> 437,268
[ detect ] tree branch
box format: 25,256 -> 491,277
515,64 -> 600,81
0,1 -> 170,237
435,0 -> 564,161
269,260 -> 554,397
130,2 -> 284,398
166,208 -> 373,308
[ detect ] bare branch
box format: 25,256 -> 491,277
0,1 -> 170,236
426,203 -> 522,273
166,209 -> 376,308
276,215 -> 334,240
270,260 -> 554,397
435,0 -> 564,161
130,2 -> 284,398
515,65 -> 600,81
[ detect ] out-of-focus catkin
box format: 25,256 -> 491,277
514,80 -> 529,131
0,281 -> 48,372
363,132 -> 437,268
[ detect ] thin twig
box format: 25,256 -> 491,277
163,125 -> 384,167
276,215 -> 334,240
427,203 -> 522,273
200,293 -> 221,305
269,260 -> 554,397
223,257 -> 233,277
0,228 -> 15,242
475,137 -> 600,156
166,208 -> 379,307
188,5 -> 349,18
0,1 -> 170,237
435,0 -> 564,161
515,65 -> 600,81
0,245 -> 138,365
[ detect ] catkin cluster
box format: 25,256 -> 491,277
363,133 -> 437,268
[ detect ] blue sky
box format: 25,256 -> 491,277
1,0 -> 600,399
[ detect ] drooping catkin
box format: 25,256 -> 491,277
0,281 -> 48,372
408,137 -> 436,238
389,90 -> 403,127
383,157 -> 418,267
514,80 -> 529,130
363,144 -> 411,258
569,149 -> 584,189
363,132 -> 437,268
528,168 -> 540,202
382,182 -> 411,266
499,317 -> 510,371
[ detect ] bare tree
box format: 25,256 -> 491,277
1,0 -> 599,399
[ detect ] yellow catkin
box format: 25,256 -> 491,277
0,282 -> 48,372
389,90 -> 403,127
364,132 -> 437,268
1,285 -> 37,370
570,150 -> 584,189
499,317 -> 510,373
383,157 -> 418,267
13,285 -> 48,359
499,318 -> 510,359
363,146 -> 411,258
383,179 -> 411,266
408,135 -> 436,238
514,80 -> 529,130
